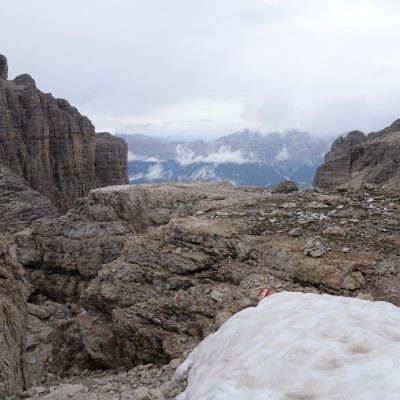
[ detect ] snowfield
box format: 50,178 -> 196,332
177,292 -> 400,400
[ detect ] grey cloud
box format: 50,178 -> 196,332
2,0 -> 400,139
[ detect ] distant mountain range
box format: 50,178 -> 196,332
117,130 -> 332,188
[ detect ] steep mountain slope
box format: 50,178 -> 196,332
119,131 -> 331,187
314,120 -> 400,190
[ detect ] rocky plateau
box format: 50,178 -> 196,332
5,181 -> 399,399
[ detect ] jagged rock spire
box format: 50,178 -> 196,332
0,54 -> 8,80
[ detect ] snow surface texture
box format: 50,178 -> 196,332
177,292 -> 400,400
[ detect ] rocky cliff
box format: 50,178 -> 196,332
0,235 -> 27,399
313,120 -> 400,190
0,55 -> 128,210
95,132 -> 128,187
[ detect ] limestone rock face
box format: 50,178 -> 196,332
0,54 -> 128,210
0,235 -> 27,399
0,67 -> 97,210
0,165 -> 58,235
313,121 -> 400,190
95,132 -> 128,187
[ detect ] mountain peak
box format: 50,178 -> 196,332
0,54 -> 8,80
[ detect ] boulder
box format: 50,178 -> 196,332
273,179 -> 299,193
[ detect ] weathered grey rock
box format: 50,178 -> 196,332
0,67 -> 97,210
0,235 -> 27,399
0,54 -> 7,80
11,182 -> 400,384
133,387 -> 150,400
323,226 -> 346,236
314,121 -> 400,190
273,179 -> 299,193
303,238 -> 326,258
0,165 -> 58,235
289,227 -> 303,237
95,132 -> 128,187
0,54 -> 128,211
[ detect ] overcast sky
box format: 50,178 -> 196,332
2,0 -> 400,140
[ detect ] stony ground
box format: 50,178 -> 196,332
8,182 -> 400,400
13,359 -> 186,400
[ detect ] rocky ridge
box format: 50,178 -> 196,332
9,181 -> 399,399
314,120 -> 400,190
0,54 -> 128,210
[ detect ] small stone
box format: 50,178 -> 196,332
175,247 -> 182,255
280,202 -> 297,209
289,227 -> 303,237
303,238 -> 326,258
28,303 -> 50,319
210,290 -> 223,302
323,226 -> 346,236
342,247 -> 350,253
133,387 -> 151,400
168,358 -> 181,370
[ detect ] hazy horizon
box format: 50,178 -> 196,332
3,0 -> 400,140
117,127 -> 338,143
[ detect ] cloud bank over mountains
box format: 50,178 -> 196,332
175,145 -> 253,166
120,129 -> 331,187
3,0 -> 400,140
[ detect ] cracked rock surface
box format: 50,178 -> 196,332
8,181 -> 398,398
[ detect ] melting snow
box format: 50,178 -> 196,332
177,292 -> 400,400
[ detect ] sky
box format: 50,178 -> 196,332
2,0 -> 400,140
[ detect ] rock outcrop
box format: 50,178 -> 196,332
0,54 -> 128,210
0,235 -> 27,399
0,165 -> 58,235
313,121 -> 400,190
13,182 -> 400,387
95,132 -> 128,187
273,179 -> 299,193
0,54 -> 8,80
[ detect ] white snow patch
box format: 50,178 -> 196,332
275,145 -> 291,162
175,144 -> 252,166
190,166 -> 218,180
177,291 -> 400,400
